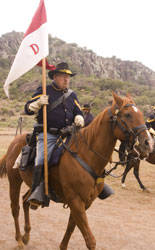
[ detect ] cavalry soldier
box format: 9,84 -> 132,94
25,62 -> 84,209
146,106 -> 155,136
82,103 -> 94,127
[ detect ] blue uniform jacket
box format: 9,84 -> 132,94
84,112 -> 94,127
25,82 -> 83,130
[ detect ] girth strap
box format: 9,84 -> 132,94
71,153 -> 99,180
62,141 -> 104,180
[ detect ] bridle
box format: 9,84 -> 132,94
108,103 -> 148,147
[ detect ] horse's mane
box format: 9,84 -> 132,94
70,107 -> 109,149
77,95 -> 136,146
82,108 -> 108,141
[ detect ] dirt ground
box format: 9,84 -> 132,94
0,132 -> 155,250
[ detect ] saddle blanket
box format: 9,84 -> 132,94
19,135 -> 71,171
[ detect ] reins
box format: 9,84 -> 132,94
59,123 -> 126,179
61,130 -> 137,181
61,103 -> 149,180
59,125 -> 106,180
78,130 -> 139,178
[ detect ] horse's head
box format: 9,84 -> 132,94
109,92 -> 154,155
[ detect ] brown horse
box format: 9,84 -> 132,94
120,142 -> 155,191
0,92 -> 154,250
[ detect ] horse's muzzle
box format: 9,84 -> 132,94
138,130 -> 154,154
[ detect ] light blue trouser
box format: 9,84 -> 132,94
35,132 -> 59,166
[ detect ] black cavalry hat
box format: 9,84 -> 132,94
82,104 -> 91,110
48,62 -> 76,80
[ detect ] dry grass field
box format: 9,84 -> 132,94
0,130 -> 155,250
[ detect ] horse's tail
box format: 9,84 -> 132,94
0,154 -> 7,178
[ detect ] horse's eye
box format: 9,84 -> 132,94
124,113 -> 131,119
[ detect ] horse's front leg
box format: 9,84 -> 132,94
22,190 -> 31,245
59,213 -> 76,250
121,160 -> 134,188
69,197 -> 96,250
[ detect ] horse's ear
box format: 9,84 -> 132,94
126,92 -> 132,99
112,92 -> 123,109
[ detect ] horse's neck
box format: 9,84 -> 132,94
82,109 -> 117,176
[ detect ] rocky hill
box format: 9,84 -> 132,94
0,31 -> 155,87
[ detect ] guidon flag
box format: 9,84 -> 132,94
4,0 -> 53,97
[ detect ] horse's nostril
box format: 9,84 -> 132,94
145,139 -> 149,147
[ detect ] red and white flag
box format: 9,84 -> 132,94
4,0 -> 49,97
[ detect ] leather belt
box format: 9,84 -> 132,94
47,128 -> 59,135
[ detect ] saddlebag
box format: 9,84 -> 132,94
20,145 -> 36,171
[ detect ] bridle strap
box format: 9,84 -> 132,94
108,104 -> 148,137
131,124 -> 148,136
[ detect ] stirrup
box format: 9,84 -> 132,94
30,205 -> 38,210
27,183 -> 50,209
98,183 -> 114,200
29,199 -> 43,210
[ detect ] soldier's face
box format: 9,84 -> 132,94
83,109 -> 89,114
54,73 -> 70,89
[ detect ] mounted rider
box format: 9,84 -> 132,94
25,62 -> 84,209
146,106 -> 155,136
82,103 -> 94,127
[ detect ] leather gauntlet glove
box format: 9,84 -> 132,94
28,95 -> 49,113
74,115 -> 84,127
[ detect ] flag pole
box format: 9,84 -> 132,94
42,57 -> 49,196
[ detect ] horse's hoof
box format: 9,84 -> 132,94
14,239 -> 26,250
14,243 -> 26,250
143,188 -> 151,193
22,234 -> 30,245
59,245 -> 67,250
121,183 -> 126,188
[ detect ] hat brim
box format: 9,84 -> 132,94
48,70 -> 76,80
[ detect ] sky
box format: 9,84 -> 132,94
1,0 -> 155,71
